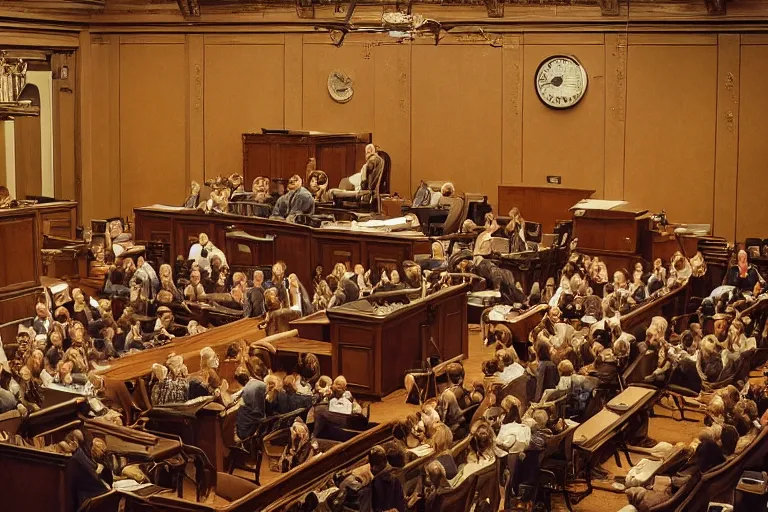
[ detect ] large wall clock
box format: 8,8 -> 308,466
535,55 -> 588,109
327,70 -> 354,103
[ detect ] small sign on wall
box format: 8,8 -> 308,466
547,175 -> 562,185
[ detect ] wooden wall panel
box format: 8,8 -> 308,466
302,41 -> 375,135
411,44 -> 502,207
52,52 -> 77,202
501,35 -> 524,186
624,44 -> 717,224
373,44 -> 411,197
90,37 -> 121,219
119,40 -> 187,218
522,43 -> 605,197
204,42 -> 285,180
736,45 -> 768,240
714,34 -> 740,241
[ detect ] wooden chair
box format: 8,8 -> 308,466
470,458 -> 501,512
224,406 -> 308,483
621,349 -> 659,387
425,472 -> 477,512
675,427 -> 768,512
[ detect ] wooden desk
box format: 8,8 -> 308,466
290,310 -> 330,341
272,336 -> 333,376
96,318 -> 267,382
325,284 -> 469,399
242,131 -> 370,190
134,205 -> 430,287
498,184 -> 593,234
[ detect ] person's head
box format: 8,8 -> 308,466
190,269 -> 201,285
232,272 -> 247,289
91,437 -> 107,460
471,421 -> 495,455
50,330 -> 63,348
720,424 -> 738,456
440,182 -> 454,198
201,347 -> 219,370
365,143 -> 376,158
536,340 -> 552,362
35,302 -> 49,319
272,262 -> 286,281
369,445 -> 388,475
333,375 -> 347,392
54,306 -> 70,323
287,174 -> 302,191
428,422 -> 454,453
235,366 -> 251,387
151,363 -> 168,383
425,460 -> 448,488
445,362 -> 464,386
198,233 -> 209,246
385,441 -> 407,468
481,359 -> 499,376
166,354 -> 188,379
738,249 -> 748,267
532,409 -> 549,430
558,359 -> 574,377
253,270 -> 264,286
500,395 -> 522,423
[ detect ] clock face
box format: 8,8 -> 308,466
327,70 -> 354,103
535,55 -> 588,109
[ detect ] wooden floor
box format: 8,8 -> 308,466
250,325 -> 706,511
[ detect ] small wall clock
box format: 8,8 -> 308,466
327,70 -> 354,103
535,55 -> 588,109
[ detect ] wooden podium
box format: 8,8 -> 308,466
242,130 -> 371,188
571,200 -> 652,272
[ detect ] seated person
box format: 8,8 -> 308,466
251,176 -> 271,203
459,256 -> 527,306
504,207 -> 528,253
423,460 -> 453,508
278,418 -> 319,472
32,302 -> 53,337
271,174 -> 315,220
533,341 -> 559,403
276,374 -> 315,414
188,347 -> 229,402
105,217 -> 143,259
184,269 -> 207,302
183,180 -> 200,208
437,386 -> 467,440
151,355 -> 189,405
370,445 -> 406,512
726,249 -> 766,294
306,162 -> 331,202
287,273 -> 313,316
328,376 -> 362,414
235,368 -> 267,440
264,374 -> 283,416
330,144 -> 385,199
495,349 -> 525,383
244,270 -> 266,318
66,433 -> 112,510
188,232 -> 228,276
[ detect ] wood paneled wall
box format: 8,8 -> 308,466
81,31 -> 768,241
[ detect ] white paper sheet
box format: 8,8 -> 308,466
571,199 -> 628,210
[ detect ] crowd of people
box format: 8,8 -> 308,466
3,199 -> 768,512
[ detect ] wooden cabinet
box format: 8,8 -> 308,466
242,131 -> 371,188
325,284 -> 469,399
0,207 -> 44,344
498,184 -> 594,234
